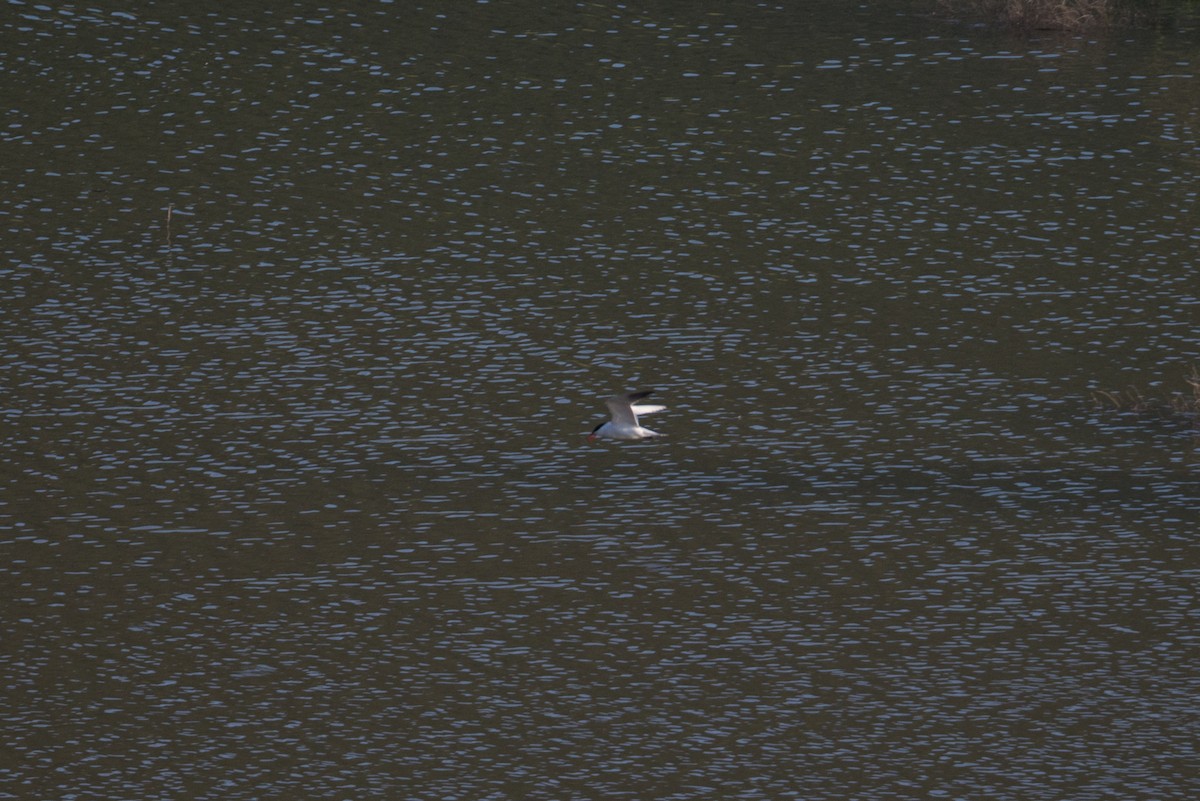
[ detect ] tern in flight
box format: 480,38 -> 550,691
587,390 -> 667,441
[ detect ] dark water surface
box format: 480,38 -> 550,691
3,2 -> 1198,799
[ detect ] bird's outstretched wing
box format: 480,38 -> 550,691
605,390 -> 656,426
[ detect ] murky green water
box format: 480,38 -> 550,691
2,2 -> 1198,799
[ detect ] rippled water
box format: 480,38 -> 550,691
3,2 -> 1198,799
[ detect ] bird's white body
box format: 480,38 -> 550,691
588,390 -> 666,441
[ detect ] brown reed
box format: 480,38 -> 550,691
1092,365 -> 1200,420
937,0 -> 1162,30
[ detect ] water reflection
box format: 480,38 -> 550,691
2,1 -> 1198,799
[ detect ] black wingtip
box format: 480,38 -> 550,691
627,389 -> 655,402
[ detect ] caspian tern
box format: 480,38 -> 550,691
587,390 -> 667,441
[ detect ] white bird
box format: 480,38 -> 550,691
588,390 -> 667,441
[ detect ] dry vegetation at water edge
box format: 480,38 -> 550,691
936,0 -> 1165,29
1093,366 -> 1200,420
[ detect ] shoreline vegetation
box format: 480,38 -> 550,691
934,0 -> 1183,31
1093,366 -> 1200,423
